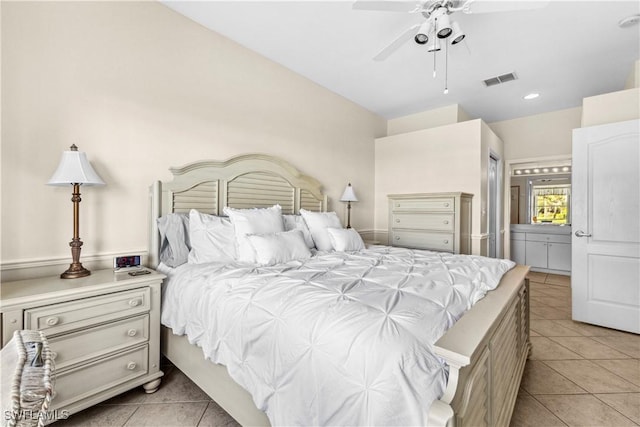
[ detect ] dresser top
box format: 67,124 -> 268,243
1,269 -> 165,311
388,192 -> 473,199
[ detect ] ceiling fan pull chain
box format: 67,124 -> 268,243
433,21 -> 437,78
444,37 -> 449,94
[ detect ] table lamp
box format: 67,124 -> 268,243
47,144 -> 105,278
340,183 -> 358,229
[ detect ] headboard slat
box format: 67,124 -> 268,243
149,154 -> 328,267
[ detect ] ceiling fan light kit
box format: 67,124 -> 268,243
433,8 -> 453,38
356,0 -> 552,96
414,20 -> 432,44
450,21 -> 465,44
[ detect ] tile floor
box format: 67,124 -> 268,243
55,272 -> 639,426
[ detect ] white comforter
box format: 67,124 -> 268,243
161,246 -> 515,426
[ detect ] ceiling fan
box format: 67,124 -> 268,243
354,0 -> 550,61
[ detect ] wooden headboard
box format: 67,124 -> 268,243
148,153 -> 328,266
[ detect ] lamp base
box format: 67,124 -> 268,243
60,262 -> 91,279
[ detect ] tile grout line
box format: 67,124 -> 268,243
586,393 -> 638,425
523,277 -> 640,425
121,404 -> 141,427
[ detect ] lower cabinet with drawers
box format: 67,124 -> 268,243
388,192 -> 473,254
0,269 -> 165,420
510,225 -> 572,275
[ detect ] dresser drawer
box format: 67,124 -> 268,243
25,288 -> 150,336
390,197 -> 455,212
52,345 -> 149,410
390,231 -> 455,252
49,314 -> 149,370
391,213 -> 454,231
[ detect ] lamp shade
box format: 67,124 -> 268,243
47,145 -> 105,186
340,183 -> 358,202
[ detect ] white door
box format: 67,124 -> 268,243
572,119 -> 640,333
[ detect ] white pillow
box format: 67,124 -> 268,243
327,228 -> 365,252
223,205 -> 284,263
299,209 -> 343,251
247,230 -> 312,266
188,210 -> 236,264
283,214 -> 315,248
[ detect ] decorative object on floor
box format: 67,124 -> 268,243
0,330 -> 55,427
47,144 -> 105,279
340,183 -> 358,229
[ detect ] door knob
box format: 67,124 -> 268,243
575,230 -> 592,238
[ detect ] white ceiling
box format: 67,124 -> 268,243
161,0 -> 640,122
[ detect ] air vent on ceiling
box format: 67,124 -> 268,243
483,72 -> 518,87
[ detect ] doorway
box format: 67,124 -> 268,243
488,155 -> 499,258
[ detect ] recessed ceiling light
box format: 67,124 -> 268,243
619,14 -> 640,28
523,93 -> 540,100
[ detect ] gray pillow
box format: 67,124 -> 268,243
157,213 -> 190,267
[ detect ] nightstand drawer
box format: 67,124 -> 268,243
390,231 -> 455,252
49,314 -> 149,370
25,288 -> 150,336
390,198 -> 455,212
53,345 -> 149,410
391,213 -> 454,231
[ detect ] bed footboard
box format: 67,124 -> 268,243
428,265 -> 530,427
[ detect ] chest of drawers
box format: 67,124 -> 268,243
388,192 -> 473,254
1,269 -> 165,419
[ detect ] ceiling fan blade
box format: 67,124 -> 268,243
373,23 -> 420,61
352,0 -> 419,13
461,0 -> 550,14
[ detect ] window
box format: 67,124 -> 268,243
531,185 -> 570,224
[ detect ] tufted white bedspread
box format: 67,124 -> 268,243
160,246 -> 515,426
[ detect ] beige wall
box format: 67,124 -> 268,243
1,1 -> 386,280
624,59 -> 640,90
489,107 -> 582,162
386,104 -> 470,136
374,119 -> 503,255
581,88 -> 640,127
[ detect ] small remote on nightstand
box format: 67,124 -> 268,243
128,270 -> 151,276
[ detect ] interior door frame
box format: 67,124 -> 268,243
504,155 -> 573,259
488,152 -> 500,258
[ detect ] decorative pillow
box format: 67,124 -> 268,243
223,205 -> 284,263
283,214 -> 315,249
157,213 -> 191,267
299,209 -> 343,251
187,209 -> 236,264
247,230 -> 312,266
327,228 -> 365,252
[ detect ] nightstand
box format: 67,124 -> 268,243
1,268 -> 165,418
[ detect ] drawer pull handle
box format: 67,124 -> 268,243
127,362 -> 137,371
127,329 -> 138,337
443,220 -> 449,224
396,203 -> 401,208
45,317 -> 60,326
395,236 -> 400,241
51,351 -> 58,360
443,240 -> 449,244
129,299 -> 141,307
395,219 -> 400,223
444,203 -> 450,207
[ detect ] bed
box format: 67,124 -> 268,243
148,153 -> 530,427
